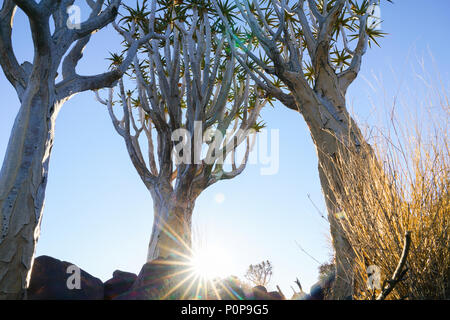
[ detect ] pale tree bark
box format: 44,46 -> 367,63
0,79 -> 60,300
147,191 -> 196,261
96,5 -> 264,264
0,0 -> 161,299
214,0 -> 382,299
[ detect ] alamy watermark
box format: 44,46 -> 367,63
66,5 -> 81,30
171,121 -> 279,176
66,264 -> 81,290
366,265 -> 381,290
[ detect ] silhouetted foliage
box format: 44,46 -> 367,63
245,260 -> 273,287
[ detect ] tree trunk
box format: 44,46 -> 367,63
292,86 -> 367,299
0,80 -> 60,299
316,136 -> 356,300
146,193 -> 195,262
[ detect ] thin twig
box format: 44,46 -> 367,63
307,193 -> 329,222
295,241 -> 322,265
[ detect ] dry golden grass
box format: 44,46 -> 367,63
326,75 -> 449,299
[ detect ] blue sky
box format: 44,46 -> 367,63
0,0 -> 449,296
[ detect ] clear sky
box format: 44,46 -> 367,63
0,0 -> 449,297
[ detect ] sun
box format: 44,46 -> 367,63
190,245 -> 232,280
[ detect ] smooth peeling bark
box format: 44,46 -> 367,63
146,193 -> 196,262
316,141 -> 357,300
293,90 -> 366,299
211,0 -> 383,299
0,0 -> 161,298
0,78 -> 61,299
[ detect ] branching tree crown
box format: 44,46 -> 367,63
95,0 -> 268,261
0,0 -> 163,102
211,0 -> 391,300
245,260 -> 273,287
212,0 -> 390,144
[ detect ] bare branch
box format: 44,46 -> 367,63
221,133 -> 256,180
0,0 -> 28,94
52,0 -> 75,36
12,0 -> 41,20
56,29 -> 161,100
376,231 -> 412,300
61,36 -> 91,80
307,0 -> 324,24
317,0 -> 345,44
234,52 -> 297,111
60,0 -> 108,79
97,87 -> 126,137
118,79 -> 157,184
73,0 -> 119,40
338,5 -> 372,90
139,109 -> 158,176
295,0 -> 317,57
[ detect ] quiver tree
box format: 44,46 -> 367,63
213,0 -> 389,299
95,0 -> 266,262
245,260 -> 273,287
0,0 -> 162,299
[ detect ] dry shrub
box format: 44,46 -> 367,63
326,75 -> 449,299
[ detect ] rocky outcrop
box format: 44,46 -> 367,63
27,255 -> 103,300
26,255 -> 335,300
115,255 -> 190,300
104,270 -> 137,300
245,285 -> 284,300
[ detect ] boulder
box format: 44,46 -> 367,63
116,258 -> 252,300
291,292 -> 310,300
251,285 -> 271,300
268,291 -> 284,300
116,255 -> 190,300
27,255 -> 103,300
209,276 -> 247,300
104,270 -> 137,300
309,271 -> 335,300
246,286 -> 284,300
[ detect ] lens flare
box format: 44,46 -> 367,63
190,245 -> 232,280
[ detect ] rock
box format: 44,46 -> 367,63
104,270 -> 137,300
291,292 -> 310,300
252,285 -> 268,300
249,286 -> 285,300
250,285 -> 271,300
309,271 -> 335,300
116,255 -> 190,300
27,255 -> 103,300
116,258 -> 250,300
309,283 -> 325,300
209,276 -> 247,300
246,286 -> 284,300
268,291 -> 284,300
